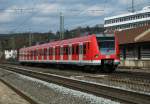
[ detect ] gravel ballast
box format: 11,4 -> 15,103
0,68 -> 120,104
0,81 -> 30,104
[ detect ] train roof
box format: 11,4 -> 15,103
20,34 -> 96,51
96,33 -> 114,37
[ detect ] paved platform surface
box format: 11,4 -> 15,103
0,81 -> 30,104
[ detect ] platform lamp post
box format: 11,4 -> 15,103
29,29 -> 33,46
11,37 -> 15,50
0,41 -> 3,59
60,12 -> 64,40
131,0 -> 135,13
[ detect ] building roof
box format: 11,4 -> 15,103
116,25 -> 150,44
104,6 -> 150,20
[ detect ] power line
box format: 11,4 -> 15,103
9,0 -> 39,33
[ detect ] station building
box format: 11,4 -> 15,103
104,6 -> 150,68
116,25 -> 150,68
104,6 -> 150,32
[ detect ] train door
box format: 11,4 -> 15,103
38,48 -> 42,61
72,44 -> 79,60
60,46 -> 63,61
29,50 -> 31,60
44,48 -> 47,60
34,49 -> 36,60
19,50 -> 22,61
27,50 -> 29,60
53,46 -> 55,60
22,50 -> 25,60
49,47 -> 53,60
24,50 -> 27,61
31,50 -> 33,60
28,50 -> 30,60
36,49 -> 38,61
55,46 -> 60,60
63,45 -> 69,60
68,44 -> 72,61
79,43 -> 83,62
72,44 -> 75,60
83,42 -> 90,60
23,50 -> 25,61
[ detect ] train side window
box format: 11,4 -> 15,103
46,48 -> 48,56
36,49 -> 38,56
30,50 -> 32,57
55,47 -> 57,55
63,46 -> 69,55
59,47 -> 64,55
46,48 -> 49,56
34,50 -> 36,56
79,45 -> 83,54
68,46 -> 71,55
76,45 -> 79,54
63,46 -> 66,55
44,48 -> 47,56
72,45 -> 75,55
87,42 -> 90,50
55,46 -> 60,56
49,48 -> 50,56
42,49 -> 44,56
39,49 -> 42,56
58,47 -> 60,55
43,49 -> 44,56
49,47 -> 52,56
66,46 -> 69,55
31,51 -> 33,57
51,48 -> 53,55
40,49 -> 43,56
49,48 -> 51,56
83,43 -> 86,54
83,42 -> 90,55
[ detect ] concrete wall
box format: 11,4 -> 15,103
119,60 -> 150,69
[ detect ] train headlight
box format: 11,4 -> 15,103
94,54 -> 99,58
117,54 -> 120,58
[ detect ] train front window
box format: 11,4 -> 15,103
96,36 -> 115,55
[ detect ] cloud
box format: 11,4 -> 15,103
83,5 -> 105,16
118,0 -> 149,6
0,5 -> 22,23
31,16 -> 57,24
0,0 -> 149,34
0,27 -> 7,33
35,3 -> 59,15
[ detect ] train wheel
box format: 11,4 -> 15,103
90,66 -> 98,73
101,65 -> 116,73
84,66 -> 90,72
84,66 -> 98,73
20,62 -> 25,66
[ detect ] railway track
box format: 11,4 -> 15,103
4,64 -> 150,93
0,64 -> 150,104
0,77 -> 39,104
2,64 -> 150,93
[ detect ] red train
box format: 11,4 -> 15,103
19,34 -> 120,72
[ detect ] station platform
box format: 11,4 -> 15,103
0,81 -> 30,104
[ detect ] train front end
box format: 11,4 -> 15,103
95,34 -> 120,72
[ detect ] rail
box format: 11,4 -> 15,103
0,64 -> 150,104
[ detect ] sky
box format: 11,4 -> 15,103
0,0 -> 149,34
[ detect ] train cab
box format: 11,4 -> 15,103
94,34 -> 120,72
